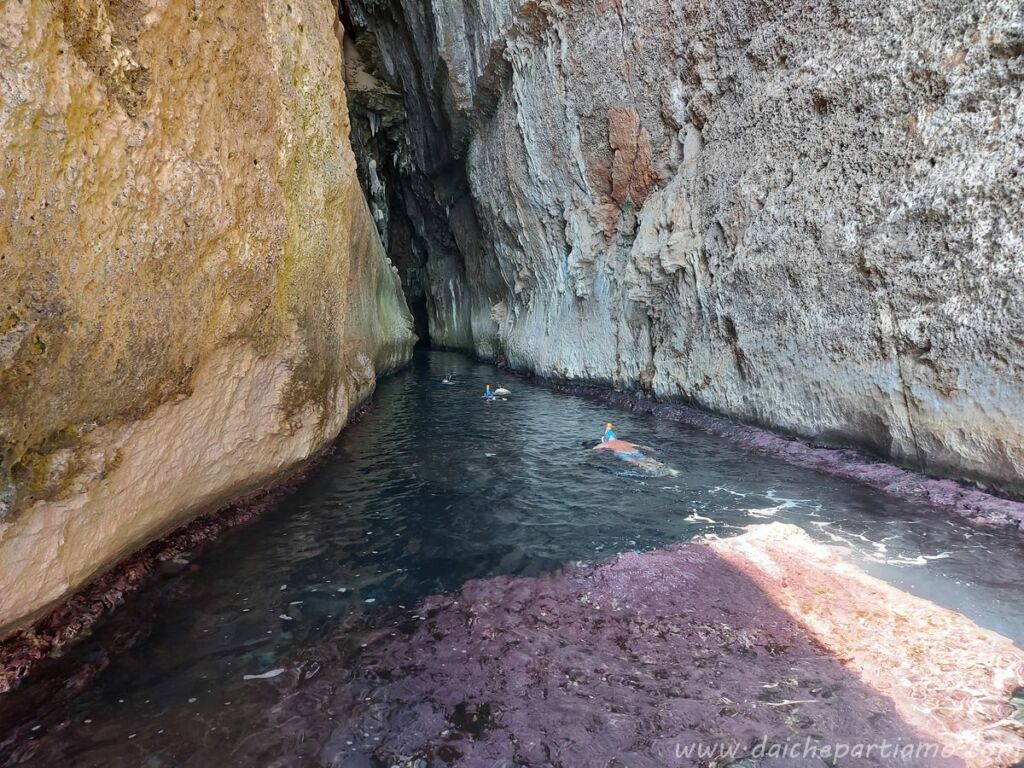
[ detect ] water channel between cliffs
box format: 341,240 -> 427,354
2,351 -> 1022,767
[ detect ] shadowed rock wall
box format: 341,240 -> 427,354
342,0 -> 1024,494
0,0 -> 415,635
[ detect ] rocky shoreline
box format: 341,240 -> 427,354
2,365 -> 1022,766
327,524 -> 1024,767
6,362 -> 1023,698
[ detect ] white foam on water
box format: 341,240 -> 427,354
709,486 -> 748,498
685,513 -> 716,524
767,490 -> 824,511
866,551 -> 953,567
817,523 -> 954,568
243,668 -> 286,681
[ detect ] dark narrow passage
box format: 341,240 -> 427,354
341,27 -> 435,347
339,0 -> 490,351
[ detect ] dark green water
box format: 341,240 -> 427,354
2,351 -> 1022,766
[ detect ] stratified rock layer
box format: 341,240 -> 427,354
327,525 -> 1024,767
0,0 -> 414,635
343,0 -> 1024,494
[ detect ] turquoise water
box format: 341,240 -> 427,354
2,351 -> 1022,766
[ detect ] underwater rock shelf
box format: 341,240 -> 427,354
329,524 -> 1023,768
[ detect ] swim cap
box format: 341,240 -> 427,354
606,422 -> 613,429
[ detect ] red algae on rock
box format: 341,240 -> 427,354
711,523 -> 1024,768
326,524 -> 1023,767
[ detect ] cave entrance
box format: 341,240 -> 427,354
410,292 -> 430,348
339,0 -> 480,354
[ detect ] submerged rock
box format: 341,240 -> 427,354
0,0 -> 414,635
711,524 -> 1024,767
326,524 -> 1023,767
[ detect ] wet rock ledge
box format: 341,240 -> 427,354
326,524 -> 1024,768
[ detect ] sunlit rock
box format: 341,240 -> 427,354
0,0 -> 414,635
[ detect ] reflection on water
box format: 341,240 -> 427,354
2,351 -> 1022,766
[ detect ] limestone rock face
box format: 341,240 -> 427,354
0,0 -> 414,634
343,0 -> 1024,494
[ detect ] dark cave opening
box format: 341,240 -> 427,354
338,0 -> 486,354
410,304 -> 430,348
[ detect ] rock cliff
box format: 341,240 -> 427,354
341,0 -> 1024,494
2,0 -> 1022,638
0,0 -> 414,635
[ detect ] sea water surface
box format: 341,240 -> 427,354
2,351 -> 1022,766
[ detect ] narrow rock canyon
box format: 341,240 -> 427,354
2,0 -> 1024,765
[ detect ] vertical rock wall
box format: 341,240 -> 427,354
0,0 -> 414,635
342,0 -> 1024,494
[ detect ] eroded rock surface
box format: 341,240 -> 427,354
341,0 -> 1024,494
0,0 -> 414,634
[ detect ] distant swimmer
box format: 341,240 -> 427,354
483,384 -> 496,401
602,422 -> 617,444
442,373 -> 456,384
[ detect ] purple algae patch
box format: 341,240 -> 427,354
325,545 -> 962,767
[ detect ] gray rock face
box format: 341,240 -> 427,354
342,0 -> 1024,494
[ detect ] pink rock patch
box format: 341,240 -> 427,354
326,524 -> 1024,767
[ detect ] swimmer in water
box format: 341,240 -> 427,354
594,422 -> 638,452
442,373 -> 456,384
592,423 -> 677,475
483,384 -> 496,401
